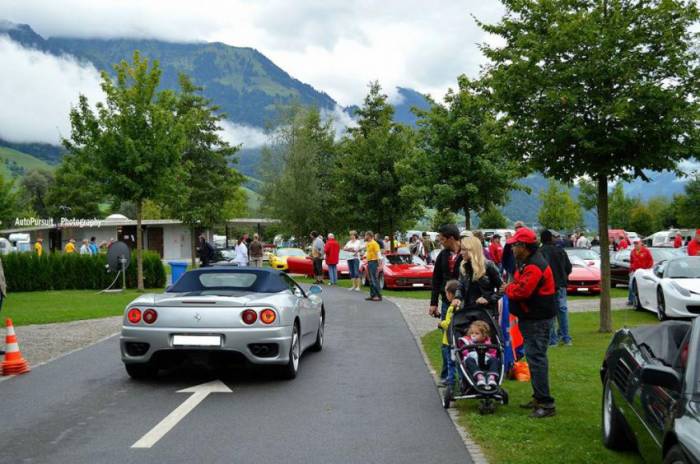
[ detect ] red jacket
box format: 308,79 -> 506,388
489,242 -> 503,265
689,240 -> 700,257
630,246 -> 653,273
505,251 -> 557,320
674,235 -> 683,248
618,239 -> 629,250
324,239 -> 340,265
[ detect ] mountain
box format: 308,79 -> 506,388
0,145 -> 52,179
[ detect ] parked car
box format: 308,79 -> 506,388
567,256 -> 601,294
285,250 -> 353,278
611,248 -> 685,287
120,267 -> 325,380
360,252 -> 434,290
631,256 -> 700,321
269,248 -> 307,271
565,247 -> 601,268
600,317 -> 700,463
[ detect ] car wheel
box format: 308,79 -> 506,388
125,362 -> 157,380
310,311 -> 324,352
280,323 -> 301,380
664,445 -> 690,464
633,280 -> 644,312
657,288 -> 667,321
601,375 -> 633,450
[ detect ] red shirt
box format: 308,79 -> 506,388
630,246 -> 653,273
489,242 -> 503,264
618,239 -> 629,250
324,239 -> 340,265
688,240 -> 700,257
674,235 -> 683,248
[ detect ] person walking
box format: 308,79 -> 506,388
628,239 -> 654,305
451,236 -> 502,317
310,231 -> 325,284
324,233 -> 340,285
364,231 -> 382,301
79,239 -> 90,255
344,230 -> 363,291
233,236 -> 248,267
422,232 -> 434,264
249,233 -> 264,268
429,224 -> 462,385
197,234 -> 215,267
575,233 -> 590,248
64,238 -> 77,254
618,235 -> 630,250
540,230 -> 573,346
89,237 -> 99,255
501,227 -> 557,418
34,237 -> 43,256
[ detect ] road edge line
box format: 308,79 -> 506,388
387,297 -> 489,464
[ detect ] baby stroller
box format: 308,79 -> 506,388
441,306 -> 509,414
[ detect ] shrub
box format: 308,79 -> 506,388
1,251 -> 165,292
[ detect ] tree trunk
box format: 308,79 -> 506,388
464,207 -> 471,230
191,224 -> 197,268
136,200 -> 144,291
389,217 -> 394,252
597,174 -> 612,332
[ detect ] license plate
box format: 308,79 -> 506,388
172,335 -> 222,346
412,283 -> 425,287
577,288 -> 590,293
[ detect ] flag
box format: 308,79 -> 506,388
500,295 -> 525,374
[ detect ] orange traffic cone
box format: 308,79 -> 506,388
2,319 -> 30,376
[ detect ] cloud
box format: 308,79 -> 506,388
218,120 -> 268,149
0,0 -> 506,106
0,35 -> 103,144
320,105 -> 357,140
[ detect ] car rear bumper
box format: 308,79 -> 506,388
120,325 -> 294,366
567,283 -> 601,294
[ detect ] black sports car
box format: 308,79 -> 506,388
600,318 -> 700,463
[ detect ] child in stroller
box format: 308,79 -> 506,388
441,306 -> 509,413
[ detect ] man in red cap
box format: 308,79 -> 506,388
688,230 -> 700,256
628,239 -> 654,306
617,234 -> 630,250
500,227 -> 557,418
674,232 -> 683,249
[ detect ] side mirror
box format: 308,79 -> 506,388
309,285 -> 323,295
640,365 -> 682,391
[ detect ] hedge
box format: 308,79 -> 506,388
2,251 -> 166,292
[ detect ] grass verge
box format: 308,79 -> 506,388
421,309 -> 658,464
1,289 -> 162,326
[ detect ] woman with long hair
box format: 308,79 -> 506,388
233,236 -> 249,267
451,236 -> 502,315
343,230 -> 362,291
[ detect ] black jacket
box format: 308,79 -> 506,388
539,243 -> 572,288
430,248 -> 463,306
454,260 -> 503,313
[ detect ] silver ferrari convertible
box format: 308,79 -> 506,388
120,268 -> 325,380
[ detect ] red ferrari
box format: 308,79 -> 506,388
285,251 -> 353,278
567,257 -> 601,294
360,253 -> 434,290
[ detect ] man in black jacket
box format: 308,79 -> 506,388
539,230 -> 573,346
428,224 -> 462,385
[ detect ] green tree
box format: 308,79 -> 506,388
481,0 -> 699,331
19,169 -> 54,218
628,204 -> 655,237
63,51 -> 186,289
678,176 -> 700,227
430,209 -> 458,232
164,75 -> 244,267
45,154 -> 102,219
408,76 -> 522,229
608,183 -> 639,230
577,178 -> 598,221
260,104 -> 338,240
538,180 -> 583,231
647,196 -> 673,231
334,82 -> 423,246
0,172 -> 20,228
478,206 -> 508,229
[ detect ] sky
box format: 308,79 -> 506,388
0,1 -> 506,146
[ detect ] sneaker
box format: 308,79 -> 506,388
365,297 -> 375,301
520,400 -> 540,409
563,340 -> 573,346
354,287 -> 361,292
487,375 -> 498,388
348,287 -> 354,291
529,406 -> 556,419
475,375 -> 486,388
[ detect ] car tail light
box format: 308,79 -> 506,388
128,308 -> 142,324
143,309 -> 158,324
242,309 -> 257,325
260,309 -> 276,324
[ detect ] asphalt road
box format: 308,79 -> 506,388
0,287 -> 472,464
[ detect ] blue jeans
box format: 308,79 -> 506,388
550,287 -> 571,344
328,264 -> 338,284
347,259 -> 360,278
368,260 -> 381,297
440,299 -> 450,379
520,318 -> 555,406
442,345 -> 456,385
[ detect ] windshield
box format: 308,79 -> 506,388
168,269 -> 288,293
666,258 -> 700,279
651,248 -> 684,262
386,254 -> 413,265
277,248 -> 306,257
566,249 -> 600,260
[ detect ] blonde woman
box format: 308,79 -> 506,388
451,236 -> 502,315
343,230 -> 363,291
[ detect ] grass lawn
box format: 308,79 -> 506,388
421,309 -> 659,464
293,275 -> 432,300
1,289 -> 162,326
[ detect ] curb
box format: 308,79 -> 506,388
388,297 -> 489,464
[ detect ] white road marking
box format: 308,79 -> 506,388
131,379 -> 232,449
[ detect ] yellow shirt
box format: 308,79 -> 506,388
439,305 -> 456,346
34,242 -> 43,256
366,240 -> 380,261
64,242 -> 76,254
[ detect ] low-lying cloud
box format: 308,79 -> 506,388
0,35 -> 103,145
218,120 -> 268,149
